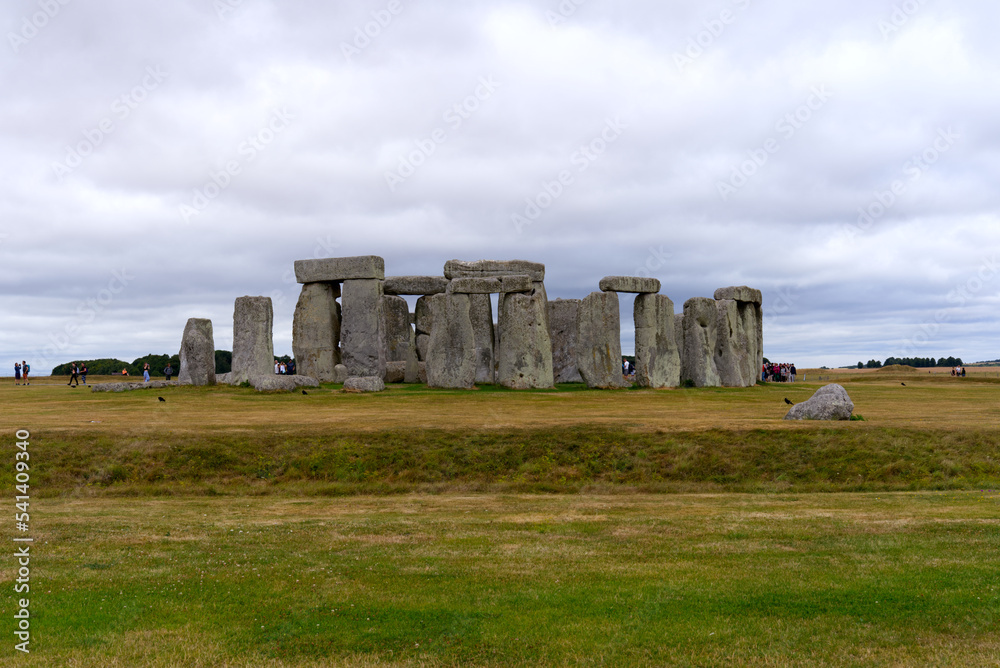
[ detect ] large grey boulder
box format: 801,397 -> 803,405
633,294 -> 680,388
681,297 -> 720,387
384,275 -> 448,296
444,259 -> 545,282
425,293 -> 477,389
251,374 -> 319,392
341,279 -> 385,381
231,296 -> 274,385
497,289 -> 554,389
294,255 -> 384,283
784,384 -> 854,420
575,291 -> 627,389
599,276 -> 661,294
91,380 -> 178,392
343,376 -> 386,392
548,299 -> 583,383
292,283 -> 341,382
178,318 -> 216,386
380,295 -> 411,363
384,361 -> 407,383
470,294 -> 495,384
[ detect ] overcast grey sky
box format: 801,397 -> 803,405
2,0 -> 998,374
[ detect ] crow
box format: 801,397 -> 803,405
784,398 -> 794,405
901,382 -> 906,386
301,390 -> 308,395
158,397 -> 166,402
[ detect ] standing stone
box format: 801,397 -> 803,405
633,294 -> 680,388
714,286 -> 763,387
178,318 -> 216,386
548,299 -> 583,383
414,295 -> 433,361
231,296 -> 274,385
341,279 -> 385,388
404,325 -> 421,384
470,294 -> 495,384
576,291 -> 627,389
425,293 -> 477,389
497,289 -> 554,389
713,299 -> 745,387
292,283 -> 341,382
681,297 -> 720,387
380,295 -> 411,363
674,314 -> 685,368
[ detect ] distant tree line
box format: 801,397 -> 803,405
51,351 -> 237,376
855,356 -> 964,369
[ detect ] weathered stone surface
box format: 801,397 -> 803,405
599,276 -> 661,294
341,279 -> 385,378
251,374 -> 319,392
714,286 -> 763,305
548,299 -> 583,383
470,294 -> 495,384
216,372 -> 232,385
292,283 -> 341,382
91,380 -> 178,393
404,326 -> 421,384
713,299 -> 744,387
178,318 -> 216,386
415,334 -> 430,362
294,255 -> 384,283
497,289 -> 554,389
449,275 -> 533,294
633,294 -> 680,388
444,259 -> 545,282
332,364 -> 348,384
384,361 -> 406,383
231,296 -> 274,385
784,384 -> 854,421
380,295 -> 411,363
343,376 -> 386,392
384,275 -> 449,295
414,296 -> 433,361
425,293 -> 477,389
674,314 -> 685,368
681,297 -> 720,388
576,291 -> 627,389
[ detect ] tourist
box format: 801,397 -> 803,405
274,360 -> 280,374
80,364 -> 88,385
279,361 -> 287,374
67,363 -> 79,387
121,368 -> 129,376
143,362 -> 151,383
790,364 -> 796,383
163,363 -> 173,381
288,360 -> 296,375
961,367 -> 967,377
22,361 -> 29,385
14,362 -> 21,385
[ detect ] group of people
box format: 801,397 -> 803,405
66,363 -> 89,387
622,358 -> 635,377
763,362 -> 796,383
274,359 -> 295,375
951,366 -> 967,377
13,361 -> 30,385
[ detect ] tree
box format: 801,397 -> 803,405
857,362 -> 864,369
215,350 -> 232,374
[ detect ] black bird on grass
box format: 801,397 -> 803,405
301,390 -> 308,395
158,397 -> 166,402
901,382 -> 906,386
784,398 -> 794,405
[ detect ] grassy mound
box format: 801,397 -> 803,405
877,364 -> 918,372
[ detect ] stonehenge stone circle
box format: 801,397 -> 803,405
681,297 -> 721,388
784,384 -> 854,421
576,291 -> 627,389
426,293 -> 477,389
178,317 -> 216,386
341,278 -> 386,385
633,293 -> 680,388
292,282 -> 341,382
599,276 -> 661,294
383,275 -> 448,295
548,299 -> 583,383
497,289 -> 554,389
230,296 -> 274,385
294,255 -> 385,283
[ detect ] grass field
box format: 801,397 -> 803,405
2,368 -> 999,665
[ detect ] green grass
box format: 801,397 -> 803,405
4,493 -> 1000,666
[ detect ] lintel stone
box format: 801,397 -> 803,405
444,259 -> 545,282
294,256 -> 384,283
449,274 -> 533,294
713,286 -> 762,304
384,275 -> 449,295
599,276 -> 661,294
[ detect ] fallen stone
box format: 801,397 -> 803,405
576,291 -> 627,389
251,375 -> 320,392
599,276 -> 661,294
292,283 -> 341,382
91,380 -> 178,393
497,289 -> 554,389
384,361 -> 406,383
343,376 -> 386,392
633,293 -> 680,388
714,286 -> 763,304
425,293 -> 477,389
681,297 -> 720,387
341,279 -> 385,378
178,318 -> 216,386
784,384 -> 854,420
384,275 -> 448,295
548,299 -> 583,383
231,296 -> 274,385
294,255 -> 385,283
444,259 -> 545,282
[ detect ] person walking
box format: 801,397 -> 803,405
14,362 -> 21,385
163,363 -> 173,381
80,364 -> 88,385
68,363 -> 80,387
143,362 -> 150,383
22,361 -> 29,385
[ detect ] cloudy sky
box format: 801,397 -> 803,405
3,0 -> 998,374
